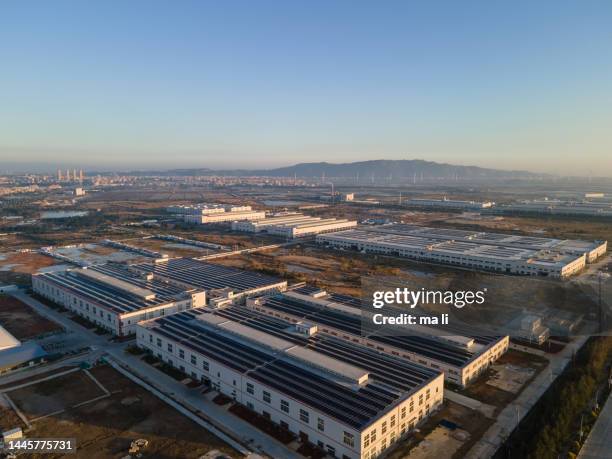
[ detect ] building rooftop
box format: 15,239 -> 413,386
129,258 -> 286,293
142,307 -> 440,429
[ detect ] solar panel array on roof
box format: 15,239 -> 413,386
258,294 -> 479,367
143,308 -> 439,429
37,264 -> 192,314
130,258 -> 285,293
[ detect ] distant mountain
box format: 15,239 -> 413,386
257,160 -> 546,179
120,159 -> 548,179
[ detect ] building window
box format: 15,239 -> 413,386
370,429 -> 377,442
343,432 -> 355,447
246,401 -> 254,410
179,349 -> 185,359
299,409 -> 309,423
156,338 -> 162,347
401,406 -> 406,419
202,360 -> 209,371
263,391 -> 271,403
363,433 -> 370,448
190,355 -> 197,365
382,421 -> 387,435
390,415 -> 396,428
167,343 -> 173,352
317,417 -> 324,431
247,383 -> 254,395
281,399 -> 289,413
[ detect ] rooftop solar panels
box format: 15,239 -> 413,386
142,308 -> 440,429
257,294 -> 481,367
130,258 -> 285,293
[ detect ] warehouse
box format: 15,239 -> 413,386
128,258 -> 287,306
32,264 -> 207,335
167,203 -> 252,215
247,289 -> 509,387
232,213 -> 358,238
406,198 -> 494,210
368,224 -> 607,263
136,307 -> 444,459
317,228 -> 590,278
184,209 -> 266,224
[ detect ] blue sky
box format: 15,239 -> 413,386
1,0 -> 611,175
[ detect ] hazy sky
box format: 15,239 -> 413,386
1,1 -> 611,175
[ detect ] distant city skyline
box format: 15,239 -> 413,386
1,1 -> 611,176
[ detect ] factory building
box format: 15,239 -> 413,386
128,258 -> 287,307
0,324 -> 46,374
136,307 -> 444,459
184,210 -> 266,224
232,213 -> 358,238
32,264 -> 207,335
246,288 -> 509,387
317,225 -> 604,278
406,198 -> 494,210
488,199 -> 612,218
365,224 -> 607,264
167,203 -> 253,215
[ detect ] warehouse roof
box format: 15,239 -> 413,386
129,258 -> 286,293
141,308 -> 440,429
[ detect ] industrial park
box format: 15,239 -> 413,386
2,2 -> 612,458
1,165 -> 611,459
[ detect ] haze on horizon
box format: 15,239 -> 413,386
1,1 -> 611,177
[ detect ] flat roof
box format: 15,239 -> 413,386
130,258 -> 286,293
36,264 -> 194,315
256,292 -> 506,368
142,308 -> 440,429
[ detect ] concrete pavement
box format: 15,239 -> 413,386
8,292 -> 301,459
578,394 -> 612,459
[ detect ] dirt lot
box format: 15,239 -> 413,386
2,365 -> 238,459
7,370 -> 106,420
458,349 -> 548,414
0,294 -> 63,339
387,400 -> 492,459
0,251 -> 61,285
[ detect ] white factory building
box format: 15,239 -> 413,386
232,213 -> 358,238
184,209 -> 266,224
317,225 -> 606,278
137,307 -> 444,459
406,198 -> 494,210
167,203 -> 253,215
247,288 -> 509,387
368,224 -> 608,264
32,264 -> 207,335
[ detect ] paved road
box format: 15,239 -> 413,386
466,334 -> 590,459
8,293 -> 302,459
579,394 -> 612,459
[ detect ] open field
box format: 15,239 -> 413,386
0,364 -> 238,459
0,251 -> 62,285
0,294 -> 63,339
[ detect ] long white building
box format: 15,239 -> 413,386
317,225 -> 605,278
137,307 -> 444,459
407,198 -> 494,210
247,288 -> 509,387
232,213 -> 358,238
167,203 -> 252,215
32,264 -> 206,335
184,210 -> 266,224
